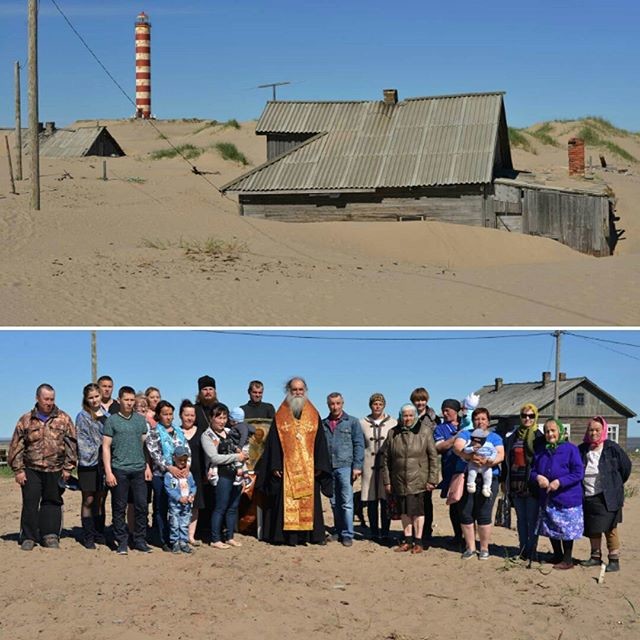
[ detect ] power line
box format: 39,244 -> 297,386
564,331 -> 640,349
199,330 -> 551,342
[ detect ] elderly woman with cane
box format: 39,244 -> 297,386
578,416 -> 632,572
383,404 -> 439,554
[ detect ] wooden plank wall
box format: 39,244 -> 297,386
523,189 -> 610,256
241,194 -> 485,224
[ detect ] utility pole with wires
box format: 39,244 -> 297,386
553,330 -> 563,420
14,61 -> 23,181
91,331 -> 98,383
257,81 -> 291,101
28,0 -> 40,209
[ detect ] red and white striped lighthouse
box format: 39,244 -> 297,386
134,12 -> 151,119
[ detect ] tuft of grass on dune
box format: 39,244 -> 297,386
508,127 -> 536,154
577,126 -> 637,162
213,141 -> 249,165
529,122 -> 558,147
149,144 -> 204,160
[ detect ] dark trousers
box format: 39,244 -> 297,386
365,499 -> 390,538
422,491 -> 434,543
20,468 -> 63,542
450,502 -> 463,541
211,475 -> 242,543
151,474 -> 169,545
111,468 -> 148,546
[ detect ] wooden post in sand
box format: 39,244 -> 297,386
14,61 -> 23,181
102,160 -> 107,181
28,0 -> 40,210
5,136 -> 16,194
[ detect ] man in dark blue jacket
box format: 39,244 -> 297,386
322,392 -> 364,547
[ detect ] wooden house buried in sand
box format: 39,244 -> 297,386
35,122 -> 125,158
222,90 -> 615,256
475,371 -> 635,449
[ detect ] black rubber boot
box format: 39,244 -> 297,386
581,550 -> 602,567
606,557 -> 620,572
81,516 -> 97,549
94,513 -> 106,544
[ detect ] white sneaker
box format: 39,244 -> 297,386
482,486 -> 491,498
467,484 -> 476,494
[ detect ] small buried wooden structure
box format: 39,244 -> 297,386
222,90 -> 617,256
38,126 -> 125,158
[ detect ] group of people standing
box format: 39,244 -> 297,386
7,376 -> 633,572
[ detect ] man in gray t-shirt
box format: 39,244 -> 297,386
103,385 -> 152,554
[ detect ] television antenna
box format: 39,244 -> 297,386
256,81 -> 291,101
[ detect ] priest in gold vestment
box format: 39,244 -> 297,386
255,377 -> 332,545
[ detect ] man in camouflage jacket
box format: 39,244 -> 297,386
8,383 -> 77,550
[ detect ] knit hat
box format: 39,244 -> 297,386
441,398 -> 461,413
470,428 -> 488,442
229,407 -> 245,423
463,393 -> 480,411
198,375 -> 216,390
173,445 -> 190,458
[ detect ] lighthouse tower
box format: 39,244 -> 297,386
134,12 -> 151,119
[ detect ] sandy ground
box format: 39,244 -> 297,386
0,463 -> 639,640
0,118 -> 639,326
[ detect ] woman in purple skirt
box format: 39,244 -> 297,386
530,419 -> 584,570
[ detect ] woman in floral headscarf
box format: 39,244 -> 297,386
578,416 -> 632,572
501,403 -> 544,561
530,419 -> 584,570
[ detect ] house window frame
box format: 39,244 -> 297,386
576,392 -> 585,407
607,423 -> 619,443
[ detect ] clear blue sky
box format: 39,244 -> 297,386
1,1 -> 638,130
1,329 -> 638,440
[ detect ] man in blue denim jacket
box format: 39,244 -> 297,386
322,392 -> 365,547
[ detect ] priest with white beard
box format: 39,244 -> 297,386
255,377 -> 332,545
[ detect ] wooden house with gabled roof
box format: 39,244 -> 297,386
222,89 -> 615,255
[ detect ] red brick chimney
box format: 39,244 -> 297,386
568,138 -> 585,176
383,89 -> 398,105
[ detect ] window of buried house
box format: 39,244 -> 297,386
576,392 -> 585,407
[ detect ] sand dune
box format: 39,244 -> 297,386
0,119 -> 638,326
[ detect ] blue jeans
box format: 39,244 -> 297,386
151,474 -> 169,545
330,467 -> 354,541
210,474 -> 242,543
168,501 -> 192,545
513,495 -> 539,559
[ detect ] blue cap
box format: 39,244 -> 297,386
173,445 -> 190,458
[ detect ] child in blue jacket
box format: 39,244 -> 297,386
164,445 -> 197,554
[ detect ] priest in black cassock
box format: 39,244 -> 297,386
255,377 -> 332,545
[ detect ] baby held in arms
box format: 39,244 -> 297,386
464,428 -> 497,498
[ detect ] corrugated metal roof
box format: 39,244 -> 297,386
224,92 -> 505,192
38,127 -> 123,158
474,377 -> 635,418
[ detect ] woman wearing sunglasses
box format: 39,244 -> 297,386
501,403 -> 544,562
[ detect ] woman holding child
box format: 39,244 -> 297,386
201,403 -> 248,549
453,408 -> 504,560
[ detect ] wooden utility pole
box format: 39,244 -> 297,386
28,0 -> 40,210
91,331 -> 98,383
5,137 -> 16,194
553,330 -> 562,420
14,61 -> 22,181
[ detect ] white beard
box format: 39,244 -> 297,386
286,393 -> 306,419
